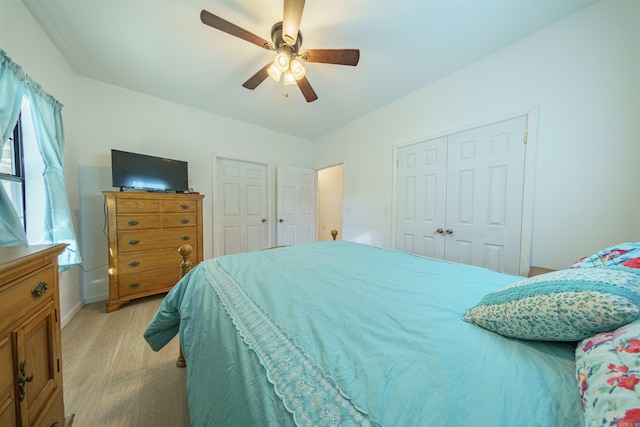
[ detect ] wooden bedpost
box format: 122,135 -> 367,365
176,244 -> 193,368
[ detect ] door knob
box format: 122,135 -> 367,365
279,219 -> 284,223
261,218 -> 267,223
445,228 -> 453,234
435,228 -> 444,234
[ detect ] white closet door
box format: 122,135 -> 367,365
394,115 -> 527,274
277,165 -> 316,246
445,115 -> 526,274
395,137 -> 448,258
216,158 -> 269,256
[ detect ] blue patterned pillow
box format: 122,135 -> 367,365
463,268 -> 640,341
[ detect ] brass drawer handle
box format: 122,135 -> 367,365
50,422 -> 59,427
128,239 -> 140,245
128,261 -> 140,267
180,204 -> 190,210
31,281 -> 48,297
181,218 -> 190,224
181,235 -> 191,241
127,220 -> 139,226
129,282 -> 140,289
18,361 -> 33,402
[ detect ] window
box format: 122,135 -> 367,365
1,96 -> 46,243
0,113 -> 26,229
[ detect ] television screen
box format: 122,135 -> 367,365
111,149 -> 189,192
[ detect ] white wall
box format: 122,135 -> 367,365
75,77 -> 311,302
312,0 -> 640,270
1,0 -> 83,325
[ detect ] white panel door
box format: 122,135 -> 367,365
395,137 -> 448,257
445,116 -> 526,274
277,165 -> 316,246
216,158 -> 269,256
394,115 -> 527,274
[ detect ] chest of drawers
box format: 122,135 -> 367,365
103,191 -> 204,312
0,244 -> 73,426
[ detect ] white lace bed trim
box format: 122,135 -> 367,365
204,260 -> 382,427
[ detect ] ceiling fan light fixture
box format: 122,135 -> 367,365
290,58 -> 306,80
283,70 -> 297,86
267,63 -> 283,82
274,50 -> 290,72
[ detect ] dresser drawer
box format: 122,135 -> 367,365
116,214 -> 162,230
117,246 -> 197,275
117,227 -> 197,253
33,390 -> 64,427
117,199 -> 161,214
118,268 -> 182,297
163,199 -> 197,213
0,266 -> 54,333
164,213 -> 197,228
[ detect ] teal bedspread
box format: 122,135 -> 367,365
144,241 -> 583,426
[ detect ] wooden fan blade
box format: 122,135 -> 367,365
200,10 -> 273,50
242,63 -> 271,90
303,49 -> 360,66
283,0 -> 305,46
296,76 -> 318,103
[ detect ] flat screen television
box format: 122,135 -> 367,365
111,149 -> 189,192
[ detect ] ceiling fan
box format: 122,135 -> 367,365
200,0 -> 360,102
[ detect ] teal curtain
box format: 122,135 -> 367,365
0,49 -> 28,246
26,80 -> 82,269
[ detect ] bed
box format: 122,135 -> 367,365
143,241 -> 640,426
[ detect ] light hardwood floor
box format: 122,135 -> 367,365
61,295 -> 190,426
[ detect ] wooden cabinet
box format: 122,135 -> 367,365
103,191 -> 204,312
0,244 -> 72,427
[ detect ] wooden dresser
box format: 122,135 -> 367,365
0,244 -> 73,426
103,191 -> 204,312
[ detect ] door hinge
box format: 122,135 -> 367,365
55,308 -> 58,323
523,132 -> 528,144
57,358 -> 60,373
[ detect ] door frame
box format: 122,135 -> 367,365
211,153 -> 273,258
391,106 -> 539,276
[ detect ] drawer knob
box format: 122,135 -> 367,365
129,282 -> 141,289
128,239 -> 140,245
128,261 -> 140,267
180,204 -> 190,210
31,281 -> 48,297
128,220 -> 139,226
18,361 -> 33,402
181,235 -> 191,241
181,218 -> 190,224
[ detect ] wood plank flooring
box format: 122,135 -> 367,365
61,295 -> 190,426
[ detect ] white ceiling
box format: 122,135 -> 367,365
22,0 -> 596,140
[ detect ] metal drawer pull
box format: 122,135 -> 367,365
180,204 -> 190,209
128,239 -> 140,245
31,281 -> 48,297
50,422 -> 59,427
128,220 -> 139,226
18,361 -> 33,402
181,235 -> 191,241
181,218 -> 190,224
129,282 -> 141,289
128,261 -> 140,267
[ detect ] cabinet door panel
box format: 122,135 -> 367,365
0,335 -> 16,426
14,302 -> 60,426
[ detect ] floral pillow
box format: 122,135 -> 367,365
462,268 -> 640,341
572,242 -> 640,270
576,320 -> 640,427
